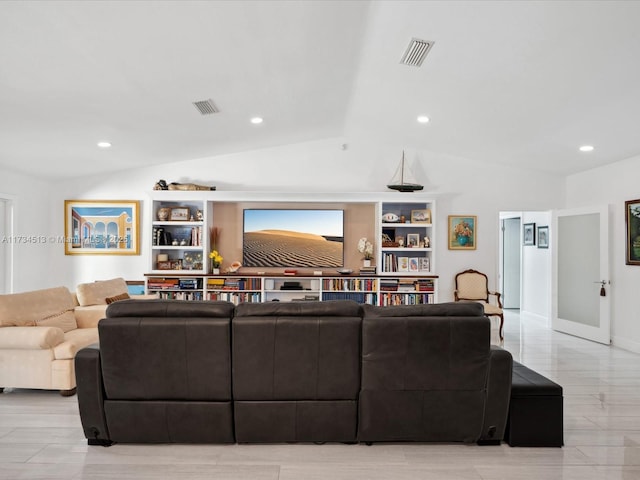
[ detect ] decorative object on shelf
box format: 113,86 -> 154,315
381,212 -> 400,223
523,223 -> 536,246
337,268 -> 353,275
424,236 -> 430,247
196,209 -> 204,221
411,209 -> 431,223
169,207 -> 190,221
387,151 -> 424,192
153,179 -> 216,191
157,207 -> 171,221
537,226 -> 549,249
358,237 -> 374,267
225,261 -> 242,273
209,250 -> 223,274
381,232 -> 399,247
64,200 -> 140,255
625,199 -> 640,265
448,215 -> 476,250
406,233 -> 420,247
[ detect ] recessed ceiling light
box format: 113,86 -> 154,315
250,117 -> 263,124
97,142 -> 112,148
417,116 -> 430,124
579,145 -> 594,152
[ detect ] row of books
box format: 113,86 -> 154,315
380,293 -> 435,306
156,291 -> 204,301
381,253 -> 430,273
322,292 -> 377,304
148,277 -> 202,290
322,278 -> 378,292
207,277 -> 262,290
207,292 -> 262,304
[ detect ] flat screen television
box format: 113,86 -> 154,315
243,209 -> 344,268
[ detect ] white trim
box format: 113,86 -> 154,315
0,193 -> 16,294
612,335 -> 640,355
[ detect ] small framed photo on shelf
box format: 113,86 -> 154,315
395,235 -> 405,247
411,209 -> 431,224
406,233 -> 420,247
409,258 -> 419,272
537,226 -> 549,249
420,257 -> 430,272
523,223 -> 536,246
397,256 -> 409,272
170,207 -> 190,221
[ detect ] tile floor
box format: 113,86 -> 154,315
2,310 -> 640,479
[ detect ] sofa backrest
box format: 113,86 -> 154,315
99,299 -> 234,401
232,300 -> 363,401
0,286 -> 77,331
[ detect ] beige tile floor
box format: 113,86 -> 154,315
2,310 -> 640,479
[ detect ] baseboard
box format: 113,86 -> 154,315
612,335 -> 640,354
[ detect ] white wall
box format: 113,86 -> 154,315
521,211 -> 552,319
0,170 -> 57,292
48,137 -> 565,303
566,154 -> 640,352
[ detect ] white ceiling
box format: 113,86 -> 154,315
1,0 -> 639,180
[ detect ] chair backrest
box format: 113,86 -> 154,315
455,269 -> 490,302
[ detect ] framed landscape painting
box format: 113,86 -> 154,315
64,200 -> 140,255
448,216 -> 476,250
626,199 -> 640,265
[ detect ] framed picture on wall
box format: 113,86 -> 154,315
523,223 -> 536,246
448,215 -> 476,250
625,199 -> 640,265
537,226 -> 549,249
64,200 -> 140,255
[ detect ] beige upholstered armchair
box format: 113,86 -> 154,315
454,269 -> 505,340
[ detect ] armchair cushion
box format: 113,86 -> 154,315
53,328 -> 99,359
36,310 -> 77,332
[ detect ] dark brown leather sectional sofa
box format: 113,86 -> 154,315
75,299 -> 512,446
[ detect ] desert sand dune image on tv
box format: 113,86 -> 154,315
243,209 -> 344,268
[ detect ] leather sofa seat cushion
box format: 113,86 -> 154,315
0,287 -> 75,327
99,300 -> 234,401
76,278 -> 128,306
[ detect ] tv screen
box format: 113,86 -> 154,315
243,209 -> 344,268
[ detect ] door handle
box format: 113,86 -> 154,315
593,280 -> 610,297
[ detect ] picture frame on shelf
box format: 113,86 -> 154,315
395,235 -> 405,247
64,199 -> 140,255
523,222 -> 536,246
419,257 -> 430,272
397,256 -> 409,272
411,209 -> 431,224
170,207 -> 190,221
448,215 -> 476,250
537,226 -> 549,249
406,233 -> 420,247
625,199 -> 640,265
409,258 -> 419,272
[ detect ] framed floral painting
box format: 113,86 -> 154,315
448,215 -> 476,250
64,200 -> 140,255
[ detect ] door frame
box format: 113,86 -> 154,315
498,211 -> 522,310
0,194 -> 15,294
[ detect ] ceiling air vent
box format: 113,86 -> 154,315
192,99 -> 219,115
400,38 -> 434,67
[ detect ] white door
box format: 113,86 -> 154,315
552,206 -> 610,344
502,217 -> 521,309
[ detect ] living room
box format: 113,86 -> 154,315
2,1 -> 640,478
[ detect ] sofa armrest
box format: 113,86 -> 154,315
0,326 -> 64,349
479,345 -> 513,444
75,345 -> 112,445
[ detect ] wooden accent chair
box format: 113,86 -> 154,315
454,269 -> 505,340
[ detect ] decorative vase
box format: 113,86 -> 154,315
457,235 -> 469,246
363,259 -> 371,267
157,207 -> 171,221
212,267 -> 220,275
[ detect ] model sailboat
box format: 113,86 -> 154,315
387,151 -> 424,192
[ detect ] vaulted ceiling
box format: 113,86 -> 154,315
1,1 -> 639,179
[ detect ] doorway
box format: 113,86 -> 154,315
501,215 -> 521,309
